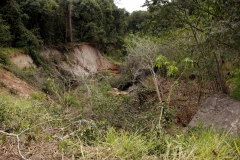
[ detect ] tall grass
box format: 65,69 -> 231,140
0,80 -> 239,159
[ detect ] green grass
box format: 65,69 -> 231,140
227,68 -> 240,100
231,79 -> 240,101
0,93 -> 54,132
161,126 -> 240,160
0,48 -> 23,65
103,127 -> 154,159
0,76 -> 239,159
1,47 -> 22,55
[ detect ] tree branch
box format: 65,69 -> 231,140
0,130 -> 28,160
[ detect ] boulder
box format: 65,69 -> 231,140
188,94 -> 240,135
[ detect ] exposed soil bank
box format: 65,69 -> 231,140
40,43 -> 119,77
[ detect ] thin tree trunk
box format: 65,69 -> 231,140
213,52 -> 228,93
66,0 -> 72,42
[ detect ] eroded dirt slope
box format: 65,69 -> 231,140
10,51 -> 36,69
40,43 -> 119,77
0,68 -> 39,99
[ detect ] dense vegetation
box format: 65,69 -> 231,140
145,0 -> 240,95
0,0 -> 129,55
0,0 -> 240,159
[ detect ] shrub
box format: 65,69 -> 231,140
30,93 -> 45,100
60,93 -> 82,108
0,14 -> 11,47
230,78 -> 240,100
0,50 -> 10,65
228,69 -> 240,100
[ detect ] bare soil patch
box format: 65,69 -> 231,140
40,43 -> 119,77
0,68 -> 39,99
9,50 -> 36,69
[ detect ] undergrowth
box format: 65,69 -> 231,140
228,68 -> 240,100
0,77 -> 240,159
0,48 -> 20,65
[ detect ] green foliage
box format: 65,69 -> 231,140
84,81 -> 134,128
30,93 -> 45,100
0,93 -> 52,132
155,55 -> 178,76
25,47 -> 45,66
60,93 -> 82,108
0,14 -> 11,47
230,83 -> 240,101
0,73 -> 240,159
228,69 -> 240,100
76,78 -> 175,134
0,0 -> 40,48
15,28 -> 40,48
0,0 -> 240,159
72,0 -> 128,55
0,50 -> 10,65
145,0 -> 240,93
104,127 -> 154,159
46,77 -> 63,101
20,0 -> 65,45
127,10 -> 151,33
99,125 -> 240,159
0,48 -> 25,66
0,0 -> 129,59
157,126 -> 240,159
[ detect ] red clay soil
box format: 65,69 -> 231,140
0,68 -> 39,99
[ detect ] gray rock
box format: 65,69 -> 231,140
188,94 -> 240,135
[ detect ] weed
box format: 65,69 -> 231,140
0,50 -> 10,65
228,68 -> 240,100
22,66 -> 35,71
61,93 -> 82,108
30,93 -> 45,100
8,88 -> 18,95
0,79 -> 240,159
104,127 -> 154,159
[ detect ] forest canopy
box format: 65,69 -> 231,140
0,0 -> 131,54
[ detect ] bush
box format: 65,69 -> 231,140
124,34 -> 161,74
228,69 -> 240,100
30,93 -> 45,100
0,14 -> 11,47
0,50 -> 9,65
61,93 -> 82,108
230,78 -> 240,100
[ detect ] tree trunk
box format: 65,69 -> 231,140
66,0 -> 72,42
213,52 -> 228,94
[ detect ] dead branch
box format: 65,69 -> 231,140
0,130 -> 28,160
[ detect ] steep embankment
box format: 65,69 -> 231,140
0,43 -> 119,99
9,50 -> 36,69
40,43 -> 119,77
0,68 -> 39,99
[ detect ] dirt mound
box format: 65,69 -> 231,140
40,43 -> 119,77
0,68 -> 39,99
